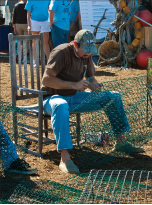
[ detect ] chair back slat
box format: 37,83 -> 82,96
13,34 -> 41,41
23,40 -> 28,89
29,40 -> 34,89
9,34 -> 17,105
8,33 -> 45,104
40,32 -> 45,76
35,39 -> 40,90
17,41 -> 23,95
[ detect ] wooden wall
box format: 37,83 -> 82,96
138,26 -> 152,51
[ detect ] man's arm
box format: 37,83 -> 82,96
74,11 -> 80,23
42,68 -> 90,91
49,10 -> 54,28
13,7 -> 17,34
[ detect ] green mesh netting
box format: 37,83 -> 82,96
0,101 -> 27,173
69,75 -> 152,169
76,170 -> 152,204
1,170 -> 152,204
0,199 -> 15,204
1,179 -> 82,204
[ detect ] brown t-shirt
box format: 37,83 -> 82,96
41,41 -> 95,97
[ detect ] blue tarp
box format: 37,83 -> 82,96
0,25 -> 11,50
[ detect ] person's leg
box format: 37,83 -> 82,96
31,31 -> 40,61
30,19 -> 41,65
41,20 -> 51,60
16,23 -> 23,35
43,32 -> 50,60
69,21 -> 79,41
70,91 -> 143,153
64,30 -> 70,44
16,24 -> 24,58
0,121 -> 18,170
43,95 -> 79,174
43,95 -> 73,152
70,90 -> 130,135
23,24 -> 29,53
51,25 -> 67,48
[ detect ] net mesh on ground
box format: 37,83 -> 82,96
69,75 -> 152,169
77,169 -> 152,204
2,170 -> 152,204
1,179 -> 82,204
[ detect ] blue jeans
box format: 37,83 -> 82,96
43,91 -> 130,151
0,121 -> 18,169
51,25 -> 69,48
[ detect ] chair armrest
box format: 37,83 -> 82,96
15,86 -> 47,95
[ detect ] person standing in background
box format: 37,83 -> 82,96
49,0 -> 72,48
25,0 -> 51,67
13,0 -> 28,36
13,0 -> 29,63
69,0 -> 80,42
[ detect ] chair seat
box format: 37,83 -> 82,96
18,104 -> 39,113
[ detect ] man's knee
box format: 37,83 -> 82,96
107,91 -> 121,99
52,101 -> 69,113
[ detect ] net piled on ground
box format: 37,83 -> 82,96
1,169 -> 152,204
0,101 -> 27,173
77,169 -> 152,204
1,179 -> 82,204
70,76 -> 152,169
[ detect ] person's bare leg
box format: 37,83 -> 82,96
59,149 -> 80,174
43,32 -> 50,60
31,31 -> 39,60
60,149 -> 70,162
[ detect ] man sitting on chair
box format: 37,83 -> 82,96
41,29 -> 144,174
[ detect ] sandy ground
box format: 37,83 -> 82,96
1,55 -> 152,196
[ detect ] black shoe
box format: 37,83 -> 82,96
5,158 -> 37,175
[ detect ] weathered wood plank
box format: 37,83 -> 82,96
13,34 -> 41,41
9,33 -> 17,106
145,27 -> 150,49
23,40 -> 28,89
35,39 -> 40,90
29,40 -> 34,89
40,32 -> 45,77
17,40 -> 23,95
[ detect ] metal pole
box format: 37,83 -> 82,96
134,15 -> 152,27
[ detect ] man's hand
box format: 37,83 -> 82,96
14,27 -> 17,34
90,83 -> 102,92
75,80 -> 90,91
50,21 -> 57,28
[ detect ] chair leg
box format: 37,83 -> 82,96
76,113 -> 81,146
44,119 -> 48,138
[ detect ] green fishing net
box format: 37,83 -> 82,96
69,75 -> 152,169
1,170 -> 152,204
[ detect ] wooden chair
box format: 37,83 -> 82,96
8,32 -> 80,157
8,32 -> 53,157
